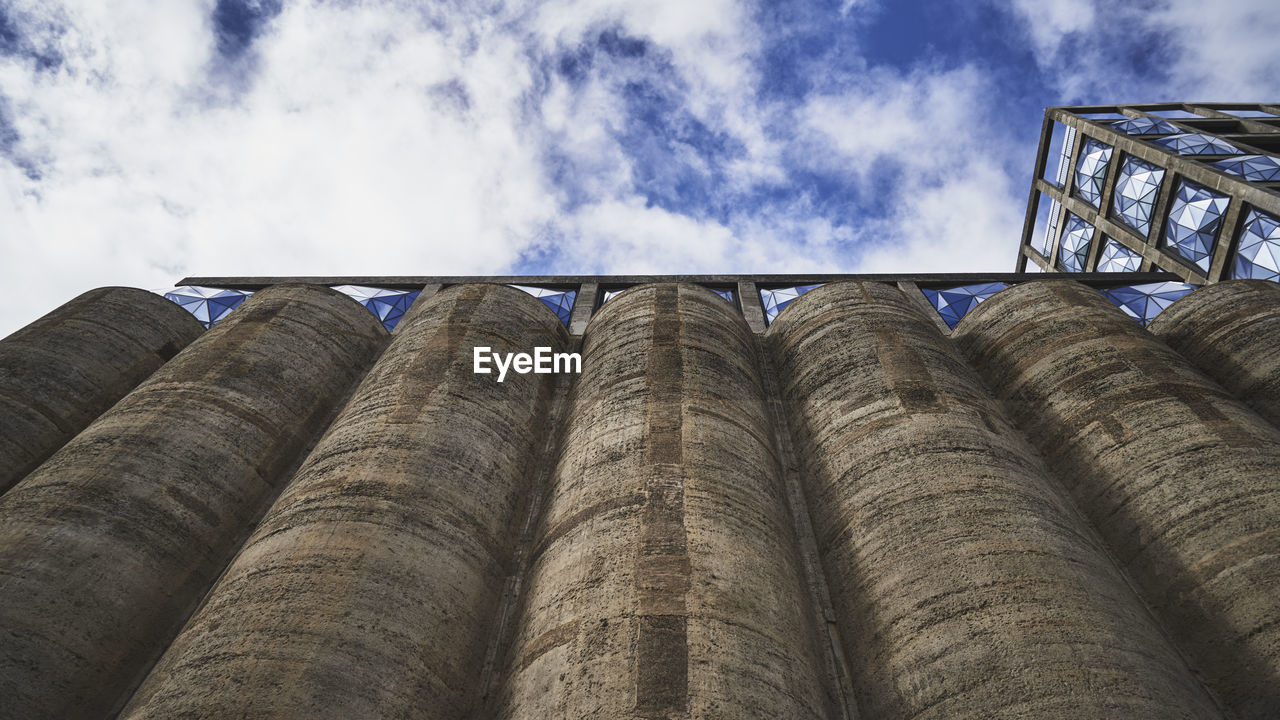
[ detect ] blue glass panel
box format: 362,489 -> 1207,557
1233,208 -> 1280,282
1213,154 -> 1280,182
1163,180 -> 1229,273
1057,213 -> 1093,272
1112,156 -> 1165,236
709,288 -> 735,303
1096,237 -> 1143,272
760,285 -> 822,324
161,286 -> 253,329
1101,282 -> 1197,325
1152,133 -> 1241,156
332,285 -> 422,332
1110,117 -> 1179,136
1073,138 -> 1112,208
510,285 -> 576,326
921,282 -> 1009,330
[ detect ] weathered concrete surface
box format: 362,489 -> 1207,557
1149,280 -> 1280,428
494,283 -> 836,720
953,280 -> 1280,720
767,281 -> 1222,720
120,284 -> 567,719
0,284 -> 387,720
0,286 -> 202,493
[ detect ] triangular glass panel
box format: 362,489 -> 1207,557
1152,133 -> 1241,156
1111,156 -> 1165,236
760,285 -> 822,324
1110,117 -> 1178,136
1232,208 -> 1280,282
332,285 -> 422,331
1101,282 -> 1197,325
1213,155 -> 1280,182
1162,180 -> 1228,273
1057,214 -> 1094,272
160,286 -> 254,329
921,283 -> 1009,330
510,285 -> 576,326
708,288 -> 736,304
1097,237 -> 1143,272
1073,138 -> 1112,208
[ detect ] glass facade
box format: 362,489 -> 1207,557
1020,104 -> 1280,285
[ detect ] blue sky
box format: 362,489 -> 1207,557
1,0 -> 1278,335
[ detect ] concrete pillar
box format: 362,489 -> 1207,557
0,287 -> 203,493
569,281 -> 598,335
119,284 -> 567,719
0,284 -> 387,720
494,283 -> 837,719
737,280 -> 767,333
1148,280 -> 1280,428
766,281 -> 1222,719
952,280 -> 1280,720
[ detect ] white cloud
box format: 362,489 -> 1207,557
998,0 -> 1280,101
3,0 -> 1274,338
799,65 -> 1025,273
1148,0 -> 1280,99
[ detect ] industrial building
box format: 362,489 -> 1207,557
1,268 -> 1278,720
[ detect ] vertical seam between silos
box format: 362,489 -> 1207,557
753,332 -> 860,720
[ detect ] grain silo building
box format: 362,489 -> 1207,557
2,268 -> 1279,720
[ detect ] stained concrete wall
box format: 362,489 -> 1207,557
120,284 -> 566,719
767,281 -> 1222,720
1149,279 -> 1280,428
0,284 -> 387,719
952,280 -> 1280,720
493,283 -> 836,719
0,287 -> 203,493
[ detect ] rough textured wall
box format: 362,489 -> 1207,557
0,287 -> 203,493
767,281 -> 1222,720
1149,279 -> 1280,428
0,285 -> 387,720
120,284 -> 567,719
493,283 -> 836,720
952,280 -> 1280,720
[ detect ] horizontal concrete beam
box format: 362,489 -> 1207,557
179,273 -> 1177,291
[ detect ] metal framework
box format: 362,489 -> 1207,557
1017,103 -> 1280,283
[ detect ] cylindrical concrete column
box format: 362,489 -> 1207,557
0,284 -> 387,720
120,284 -> 567,719
0,287 -> 203,492
1148,280 -> 1280,428
494,284 -> 836,719
953,280 -> 1280,720
767,281 -> 1222,720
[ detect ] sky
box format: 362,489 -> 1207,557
1,0 -> 1279,336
